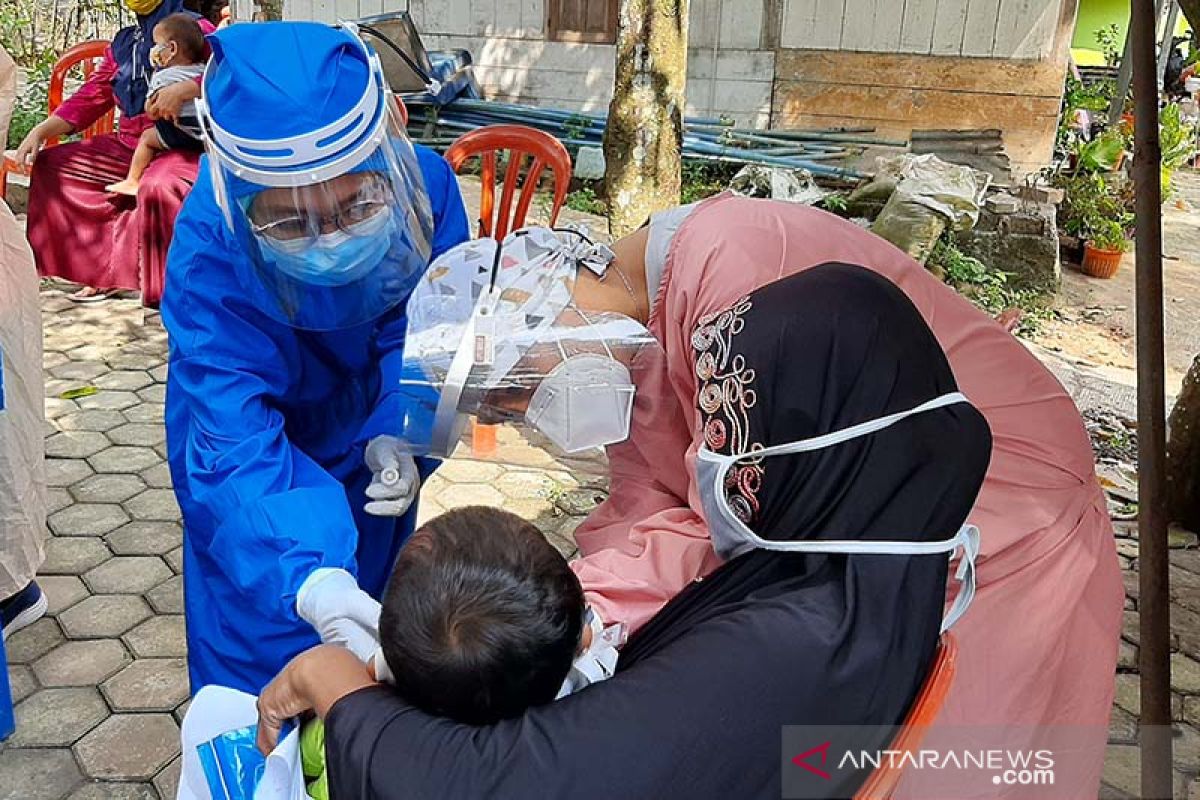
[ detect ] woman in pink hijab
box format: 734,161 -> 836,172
569,193 -> 1123,795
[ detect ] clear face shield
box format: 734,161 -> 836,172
196,24 -> 434,330
391,228 -> 663,475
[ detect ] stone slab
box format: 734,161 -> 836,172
146,575 -> 184,615
101,658 -> 189,712
49,503 -> 131,537
9,686 -> 109,746
47,487 -> 73,514
76,390 -> 140,412
0,747 -> 85,800
59,595 -> 152,639
107,522 -> 182,556
122,403 -> 165,424
124,489 -> 181,522
41,536 -> 112,575
74,713 -> 180,781
55,409 -> 127,433
33,638 -> 132,687
45,457 -> 94,487
140,462 -> 173,489
70,474 -> 147,504
153,756 -> 182,800
108,423 -> 165,448
5,618 -> 65,663
164,546 -> 184,574
7,664 -> 36,704
39,574 -> 89,615
93,370 -> 155,392
84,556 -> 172,595
88,446 -> 162,474
123,615 -> 187,658
66,783 -> 158,800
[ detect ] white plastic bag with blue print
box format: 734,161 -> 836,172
177,685 -> 310,800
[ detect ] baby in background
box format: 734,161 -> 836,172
106,13 -> 207,196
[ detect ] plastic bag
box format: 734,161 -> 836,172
728,164 -> 827,206
869,154 -> 990,263
178,685 -> 310,800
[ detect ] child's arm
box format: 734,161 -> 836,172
256,645 -> 376,755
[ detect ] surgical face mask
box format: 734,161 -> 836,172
149,42 -> 174,68
526,352 -> 635,454
556,607 -> 625,699
695,392 -> 980,633
259,209 -> 395,287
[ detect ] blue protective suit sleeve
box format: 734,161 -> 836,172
163,170 -> 360,627
358,147 -> 469,445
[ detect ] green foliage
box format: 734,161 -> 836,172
1159,102 -> 1197,199
928,235 -> 1051,336
680,159 -> 739,204
1095,24 -> 1123,67
1088,219 -> 1130,253
1053,171 -> 1133,243
1075,128 -> 1126,172
565,182 -> 607,216
7,63 -> 48,149
818,192 -> 849,216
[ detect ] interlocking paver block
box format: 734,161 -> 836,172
7,664 -> 36,704
77,390 -> 141,412
60,595 -> 152,639
124,489 -> 181,522
146,575 -> 185,615
123,615 -> 187,658
33,639 -> 132,687
149,364 -> 169,383
9,687 -> 108,746
70,474 -> 147,504
44,430 -> 111,459
47,487 -> 73,514
136,384 -> 167,403
174,697 -> 191,724
67,782 -> 158,800
75,713 -> 180,781
435,460 -> 504,483
93,370 -> 155,392
5,618 -> 65,663
56,409 -> 127,433
66,345 -> 116,362
49,361 -> 108,382
108,422 -> 166,447
106,352 -> 164,371
102,658 -> 189,711
122,402 -> 165,424
0,747 -> 85,800
44,396 -> 80,420
165,546 -> 184,574
89,446 -> 161,474
495,470 -> 561,499
108,521 -> 182,556
41,536 -> 112,575
140,461 -> 173,489
39,574 -> 89,615
49,503 -> 130,537
84,556 -> 172,595
46,457 -> 94,487
436,483 -> 505,509
153,756 -> 182,800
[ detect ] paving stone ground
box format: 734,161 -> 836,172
3,193 -> 1200,796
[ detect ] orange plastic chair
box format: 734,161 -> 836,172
852,634 -> 958,800
1,39 -> 115,201
443,124 -> 572,241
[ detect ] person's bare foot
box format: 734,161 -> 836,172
68,286 -> 109,303
105,179 -> 140,196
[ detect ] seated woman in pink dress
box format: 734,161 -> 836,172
14,0 -> 214,304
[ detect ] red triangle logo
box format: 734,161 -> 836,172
791,741 -> 833,780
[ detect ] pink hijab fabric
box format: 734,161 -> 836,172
570,193 -> 1122,794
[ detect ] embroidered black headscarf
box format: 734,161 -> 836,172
324,263 -> 992,799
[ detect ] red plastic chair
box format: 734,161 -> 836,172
852,634 -> 958,800
444,124 -> 572,241
1,39 -> 115,201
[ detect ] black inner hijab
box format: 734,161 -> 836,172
325,263 -> 992,800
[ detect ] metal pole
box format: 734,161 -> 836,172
1132,0 -> 1173,794
1157,1 -> 1182,90
1113,0 -> 1171,125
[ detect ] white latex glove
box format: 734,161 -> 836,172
295,568 -> 381,662
364,435 -> 420,517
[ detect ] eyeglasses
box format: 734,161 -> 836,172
249,176 -> 393,244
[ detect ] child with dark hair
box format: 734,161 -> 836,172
295,506 -> 601,799
105,13 -> 207,196
379,505 -> 588,724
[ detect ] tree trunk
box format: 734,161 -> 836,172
602,0 -> 689,239
254,0 -> 284,21
1167,353 -> 1200,529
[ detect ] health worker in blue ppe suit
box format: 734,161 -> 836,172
161,21 -> 468,695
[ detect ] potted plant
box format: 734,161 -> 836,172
1082,219 -> 1129,279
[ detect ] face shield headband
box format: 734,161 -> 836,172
696,391 -> 981,633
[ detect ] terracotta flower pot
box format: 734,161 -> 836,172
1082,242 -> 1124,279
